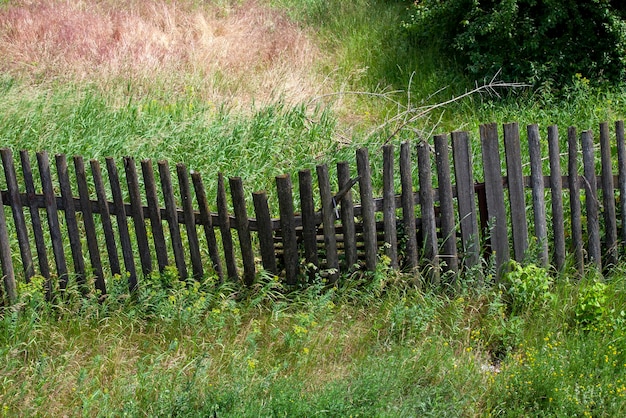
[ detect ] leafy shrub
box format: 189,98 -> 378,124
403,0 -> 626,88
502,261 -> 554,314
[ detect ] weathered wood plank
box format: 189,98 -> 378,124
617,121 -> 626,246
317,164 -> 339,282
229,176 -> 255,285
382,145 -> 398,269
356,148 -> 377,271
527,124 -> 549,266
1,149 -> 34,280
276,174 -> 299,285
451,131 -> 479,269
567,127 -> 584,273
91,159 -> 121,278
434,134 -> 458,275
191,171 -> 223,280
337,162 -> 357,269
159,160 -> 188,280
399,142 -> 418,270
38,151 -> 68,291
107,157 -> 137,292
600,122 -> 617,266
417,140 -> 439,283
178,164 -> 204,280
503,122 -> 529,261
56,154 -> 86,287
298,169 -> 319,270
480,123 -> 509,276
74,156 -> 105,294
217,172 -> 239,281
547,126 -> 566,270
581,130 -> 602,268
124,157 -> 152,277
141,159 -> 169,273
252,190 -> 277,276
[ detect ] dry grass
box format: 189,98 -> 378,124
0,0 -> 326,107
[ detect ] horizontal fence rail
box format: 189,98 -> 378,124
1,121 -> 625,303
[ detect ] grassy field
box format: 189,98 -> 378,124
2,0 -> 626,416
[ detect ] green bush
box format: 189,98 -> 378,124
404,0 -> 626,88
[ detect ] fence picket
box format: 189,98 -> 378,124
567,127 -> 584,272
582,130 -> 602,268
600,122 -> 618,266
141,160 -> 169,272
337,162 -> 357,270
527,124 -> 549,266
107,157 -> 137,292
356,148 -> 377,271
434,134 -> 458,275
417,140 -> 439,283
317,164 -> 339,282
124,157 -> 153,277
229,176 -> 255,285
299,169 -> 319,271
480,123 -> 509,276
191,171 -> 224,280
56,154 -> 86,287
0,186 -> 15,303
217,172 -> 239,281
451,132 -> 479,269
38,151 -> 68,291
1,149 -> 34,280
159,161 -> 187,280
252,190 -> 277,276
178,164 -> 204,280
399,142 -> 418,270
503,122 -> 529,261
276,174 -> 298,285
547,126 -> 566,270
74,156 -> 105,294
382,145 -> 399,269
617,121 -> 626,245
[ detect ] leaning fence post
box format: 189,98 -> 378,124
567,127 -> 584,273
547,126 -> 566,271
217,172 -> 239,282
417,140 -> 439,284
299,169 -> 319,271
0,185 -> 16,303
317,164 -> 339,283
252,190 -> 277,276
399,142 -> 418,271
337,162 -> 357,270
229,176 -> 255,286
178,164 -> 204,280
125,157 -> 153,277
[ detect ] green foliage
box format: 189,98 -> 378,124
404,0 -> 626,88
502,261 -> 554,314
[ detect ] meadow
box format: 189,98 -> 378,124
2,0 -> 626,416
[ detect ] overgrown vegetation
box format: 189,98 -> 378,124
2,0 -> 626,416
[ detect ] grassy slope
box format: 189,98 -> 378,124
1,0 -> 626,416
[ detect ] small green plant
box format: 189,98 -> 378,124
502,261 -> 554,315
575,277 -> 608,330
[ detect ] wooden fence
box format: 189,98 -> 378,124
1,120 -> 625,303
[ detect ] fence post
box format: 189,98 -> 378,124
356,148 -> 378,271
299,169 -> 319,272
124,157 -> 153,277
399,142 -> 418,271
617,121 -> 626,247
382,145 -> 398,269
1,149 -> 34,280
527,124 -> 549,266
434,134 -> 458,276
178,164 -> 204,280
417,140 -> 439,284
252,190 -> 277,276
600,122 -> 617,266
107,157 -> 138,292
192,171 -> 224,280
337,162 -> 357,270
159,160 -> 188,280
217,172 -> 239,282
276,174 -> 299,285
229,176 -> 255,285
582,130 -> 602,268
451,131 -> 480,270
317,164 -> 339,283
480,123 -> 509,277
547,126 -> 566,271
0,183 -> 16,303
567,127 -> 584,273
503,122 -> 529,261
